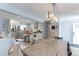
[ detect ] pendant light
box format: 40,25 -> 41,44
48,3 -> 58,22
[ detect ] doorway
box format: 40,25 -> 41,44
73,23 -> 79,45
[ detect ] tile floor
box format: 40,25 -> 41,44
71,46 -> 79,56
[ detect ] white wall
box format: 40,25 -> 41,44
0,38 -> 13,56
0,18 -> 10,35
0,19 -> 5,34
59,16 -> 79,43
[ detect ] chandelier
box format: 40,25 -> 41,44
47,3 -> 58,22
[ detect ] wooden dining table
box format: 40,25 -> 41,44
22,38 -> 67,56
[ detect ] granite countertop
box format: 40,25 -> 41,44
22,38 -> 67,56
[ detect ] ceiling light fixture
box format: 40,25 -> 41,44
47,3 -> 58,22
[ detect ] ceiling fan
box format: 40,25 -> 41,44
47,3 -> 58,22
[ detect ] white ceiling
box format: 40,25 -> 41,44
56,3 -> 79,16
6,3 -> 53,21
0,10 -> 19,19
1,3 -> 79,22
0,10 -> 34,23
7,3 -> 79,16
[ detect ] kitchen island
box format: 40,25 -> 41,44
22,38 -> 67,56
